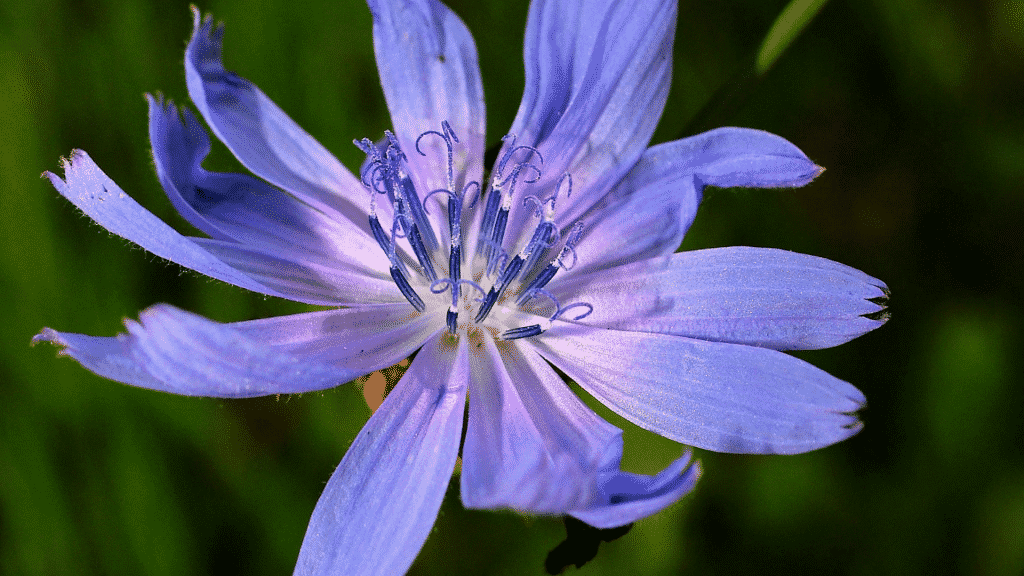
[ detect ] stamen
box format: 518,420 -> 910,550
396,172 -> 438,252
474,288 -> 499,323
481,236 -> 510,279
516,264 -> 558,305
557,221 -> 585,271
520,220 -> 558,278
552,301 -> 593,321
462,180 -> 481,210
501,324 -> 543,340
474,254 -> 525,324
368,214 -> 392,257
446,307 -> 458,334
405,221 -> 438,283
359,124 -> 594,336
390,265 -> 425,312
479,134 -> 544,258
415,121 -> 457,194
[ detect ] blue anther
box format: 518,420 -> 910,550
449,244 -> 461,287
487,206 -> 509,272
477,185 -> 503,255
497,255 -> 524,291
390,265 -> 425,312
521,220 -> 559,277
446,308 -> 458,334
405,223 -> 438,283
368,214 -> 391,256
476,255 -> 525,324
501,324 -> 544,340
516,263 -> 558,305
474,288 -> 499,323
483,236 -> 510,279
398,173 -> 438,252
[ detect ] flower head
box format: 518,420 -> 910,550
35,0 -> 888,573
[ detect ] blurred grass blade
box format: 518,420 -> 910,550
681,0 -> 830,137
756,0 -> 830,75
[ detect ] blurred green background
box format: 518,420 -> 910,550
2,0 -> 1022,574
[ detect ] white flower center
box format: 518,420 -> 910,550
357,122 -> 592,341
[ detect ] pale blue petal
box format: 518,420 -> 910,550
460,337 -> 699,524
667,126 -> 823,189
294,333 -> 467,576
533,324 -> 866,455
570,128 -> 823,275
184,8 -> 368,223
460,337 -> 622,514
232,304 -> 442,373
570,144 -> 700,276
366,0 -> 485,204
33,305 -> 357,398
570,451 -> 700,528
502,0 -> 677,242
148,95 -> 389,275
552,247 -> 888,350
191,238 -> 402,307
44,151 -> 286,298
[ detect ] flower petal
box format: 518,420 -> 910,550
533,324 -> 867,455
33,305 -> 357,398
232,304 -> 442,373
44,150 -> 286,297
366,0 -> 485,200
569,144 -> 700,275
460,336 -> 621,514
503,0 -> 676,238
191,238 -> 402,307
570,451 -> 700,529
184,8 -> 368,223
294,333 -> 467,576
663,126 -> 823,190
460,336 -> 699,525
148,95 -> 388,275
552,247 -> 889,350
570,128 -> 823,275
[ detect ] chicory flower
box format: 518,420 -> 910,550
35,0 -> 888,573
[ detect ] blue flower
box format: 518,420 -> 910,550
35,0 -> 888,573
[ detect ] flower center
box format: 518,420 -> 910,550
356,122 -> 592,340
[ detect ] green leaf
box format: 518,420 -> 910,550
756,0 -> 830,75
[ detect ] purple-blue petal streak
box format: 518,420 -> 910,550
191,238 -> 402,307
570,450 -> 700,528
503,0 -> 677,241
460,337 -> 698,524
33,305 -> 357,398
666,126 -> 823,190
148,95 -> 389,276
44,151 -> 286,298
184,8 -> 368,224
294,333 -> 467,576
570,128 -> 823,275
553,247 -> 888,350
534,323 -> 867,455
366,0 -> 485,232
231,304 -> 442,374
